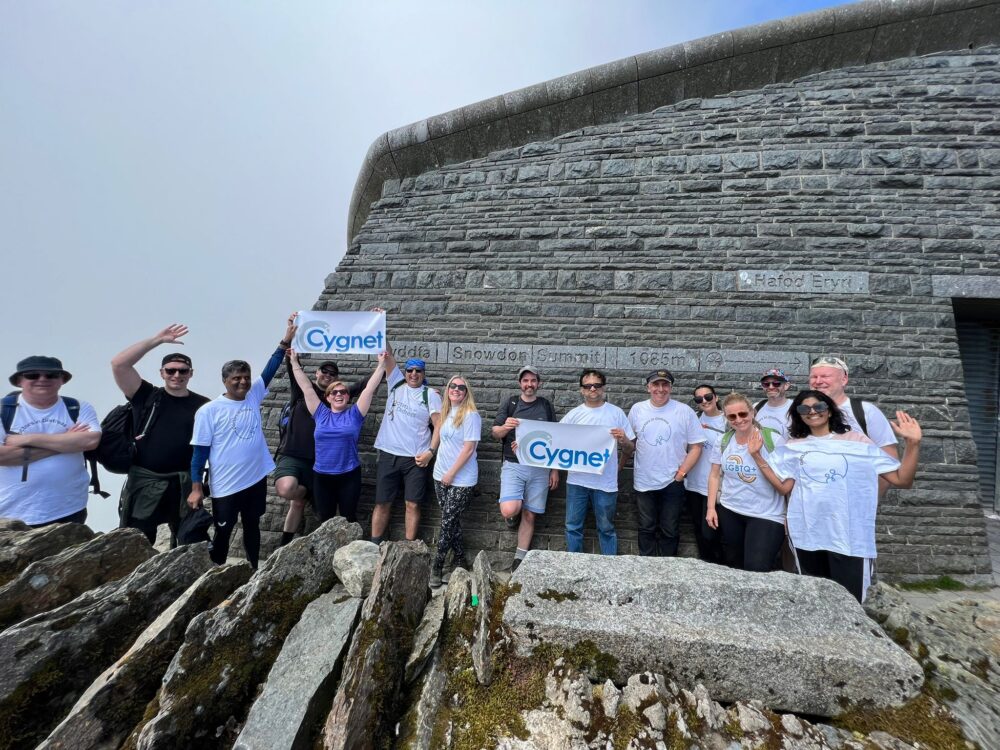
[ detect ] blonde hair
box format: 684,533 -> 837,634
721,392 -> 762,431
439,375 -> 478,427
324,381 -> 348,398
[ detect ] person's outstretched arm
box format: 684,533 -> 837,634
111,324 -> 189,399
288,350 -> 321,416
882,411 -> 921,488
356,352 -> 388,417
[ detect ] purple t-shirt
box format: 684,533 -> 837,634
313,404 -> 366,475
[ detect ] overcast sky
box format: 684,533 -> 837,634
1,0 -> 846,530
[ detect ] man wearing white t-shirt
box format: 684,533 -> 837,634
754,368 -> 793,439
370,348 -> 442,544
808,356 -> 898,459
559,369 -> 635,556
0,356 -> 101,526
627,369 -> 704,557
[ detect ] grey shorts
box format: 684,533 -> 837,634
498,461 -> 549,514
273,454 -> 314,488
375,451 -> 429,504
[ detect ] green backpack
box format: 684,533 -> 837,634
720,425 -> 779,454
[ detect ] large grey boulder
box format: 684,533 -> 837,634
333,539 -> 379,597
471,551 -> 499,685
134,517 -> 362,749
37,561 -> 252,750
0,528 -> 154,631
398,567 -> 473,750
322,540 -> 430,750
0,542 -> 212,749
234,586 -> 360,750
504,551 -> 923,717
865,582 -> 1000,749
0,521 -> 93,585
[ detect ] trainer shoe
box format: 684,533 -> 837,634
430,568 -> 443,588
510,557 -> 522,573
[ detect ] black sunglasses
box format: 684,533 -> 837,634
796,403 -> 830,415
447,383 -> 468,392
163,367 -> 191,376
762,380 -> 785,388
725,411 -> 750,421
328,388 -> 350,397
319,367 -> 339,376
693,393 -> 715,404
581,383 -> 604,390
405,367 -> 424,374
21,372 -> 62,381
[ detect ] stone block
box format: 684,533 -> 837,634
504,552 -> 923,717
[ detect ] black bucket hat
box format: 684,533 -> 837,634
9,355 -> 71,386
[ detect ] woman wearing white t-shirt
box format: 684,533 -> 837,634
758,390 -> 921,602
428,375 -> 481,588
683,384 -> 725,563
706,392 -> 786,572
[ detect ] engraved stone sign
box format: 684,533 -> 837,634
702,349 -> 809,377
737,270 -> 869,294
447,342 -> 532,366
617,347 -> 699,371
532,345 -> 615,369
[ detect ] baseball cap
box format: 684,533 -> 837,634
810,356 -> 849,375
645,369 -> 674,384
162,353 -> 193,368
518,366 -> 541,380
760,368 -> 789,383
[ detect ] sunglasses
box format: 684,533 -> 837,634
693,393 -> 715,404
761,381 -> 784,388
163,367 -> 191,376
328,388 -> 350,397
405,367 -> 424,374
21,372 -> 62,381
448,383 -> 468,392
796,403 -> 830,415
725,411 -> 750,421
581,383 -> 604,390
319,367 -> 339,376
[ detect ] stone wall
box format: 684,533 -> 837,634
259,45 -> 1000,578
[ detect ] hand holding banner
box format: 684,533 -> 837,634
293,311 -> 387,355
515,419 -> 616,475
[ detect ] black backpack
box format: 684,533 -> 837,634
1,392 -> 109,498
95,389 -> 163,474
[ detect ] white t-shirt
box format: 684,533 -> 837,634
192,378 -> 275,498
0,396 -> 101,525
756,400 -> 792,439
560,402 -> 635,493
433,411 -> 481,487
709,431 -> 787,524
628,399 -> 705,492
769,432 -> 900,558
836,398 -> 897,448
374,367 -> 442,457
685,413 -> 727,495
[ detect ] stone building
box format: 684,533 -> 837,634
260,0 -> 999,578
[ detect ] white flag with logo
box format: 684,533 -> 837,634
515,419 -> 616,475
293,311 -> 386,355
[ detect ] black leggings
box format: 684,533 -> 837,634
313,466 -> 362,523
684,490 -> 724,564
210,478 -> 266,569
796,548 -> 867,602
717,504 -> 785,572
31,508 -> 87,528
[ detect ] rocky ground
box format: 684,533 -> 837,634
1,517 -> 996,749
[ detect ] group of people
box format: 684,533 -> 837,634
0,317 -> 921,599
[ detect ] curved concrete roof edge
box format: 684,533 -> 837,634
347,0 -> 1000,243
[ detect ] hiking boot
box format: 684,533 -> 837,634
505,512 -> 521,530
430,568 -> 443,589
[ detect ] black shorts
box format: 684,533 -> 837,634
375,451 -> 428,504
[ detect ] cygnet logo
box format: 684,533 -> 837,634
724,454 -> 757,484
304,323 -> 385,353
520,430 -> 611,471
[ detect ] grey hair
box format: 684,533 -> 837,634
221,360 -> 251,379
